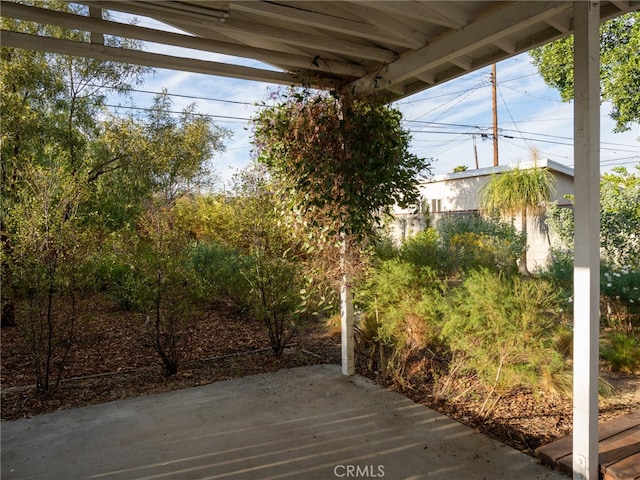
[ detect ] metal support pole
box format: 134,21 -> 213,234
572,2 -> 601,479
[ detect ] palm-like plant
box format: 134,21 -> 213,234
480,150 -> 556,275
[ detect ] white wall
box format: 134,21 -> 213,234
389,160 -> 575,271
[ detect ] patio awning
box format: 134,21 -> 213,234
1,1 -> 637,99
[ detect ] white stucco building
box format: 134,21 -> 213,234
391,159 -> 575,271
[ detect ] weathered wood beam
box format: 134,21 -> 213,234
421,1 -> 470,29
1,1 -> 366,77
231,1 -> 419,49
328,2 -> 428,49
545,14 -> 572,34
99,0 -> 230,22
414,71 -> 435,85
205,18 -> 398,63
351,1 -> 572,93
83,0 -> 305,57
88,6 -> 103,45
359,1 -> 463,29
493,38 -> 517,55
0,29 -> 310,86
609,0 -> 630,10
83,0 -> 397,63
449,55 -> 473,71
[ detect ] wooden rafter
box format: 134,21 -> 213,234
0,29 -> 313,86
231,1 -> 418,48
0,0 -> 638,99
1,1 -> 366,78
351,1 -> 574,92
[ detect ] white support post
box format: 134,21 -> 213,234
340,237 -> 355,376
572,2 -> 601,480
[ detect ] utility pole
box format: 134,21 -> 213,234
473,135 -> 479,169
491,63 -> 498,166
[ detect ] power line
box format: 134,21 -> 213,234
411,129 -> 638,155
499,72 -> 539,83
409,81 -> 488,124
500,133 -> 638,153
396,84 -> 488,106
600,159 -> 640,167
82,82 -> 257,106
104,103 -> 251,122
501,84 -> 564,103
407,119 -> 638,152
101,87 -> 638,154
404,119 -> 485,130
412,130 -> 479,136
601,155 -> 640,164
497,84 -> 533,151
123,87 -> 255,106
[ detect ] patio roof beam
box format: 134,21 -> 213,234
83,0 -> 398,63
334,2 -> 429,49
231,1 -> 421,49
88,6 -> 103,45
351,1 -> 572,93
0,1 -> 366,78
0,29 -> 311,86
356,1 -> 465,29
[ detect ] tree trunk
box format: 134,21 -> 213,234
1,227 -> 17,328
518,209 -> 530,276
1,301 -> 16,328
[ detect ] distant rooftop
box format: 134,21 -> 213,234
426,159 -> 574,184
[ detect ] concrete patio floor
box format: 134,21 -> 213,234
1,364 -> 566,480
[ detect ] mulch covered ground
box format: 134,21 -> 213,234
2,294 -> 638,457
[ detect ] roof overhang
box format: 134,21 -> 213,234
428,158 -> 575,183
1,1 -> 639,100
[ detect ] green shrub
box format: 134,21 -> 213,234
601,265 -> 640,328
356,260 -> 444,373
372,233 -> 400,262
399,228 -> 445,271
191,242 -> 253,311
436,214 -> 526,274
448,232 -> 497,272
137,255 -> 195,376
539,253 -> 640,328
538,249 -> 574,309
112,268 -> 151,312
243,249 -> 305,358
442,270 -> 566,397
601,331 -> 640,373
79,233 -> 148,311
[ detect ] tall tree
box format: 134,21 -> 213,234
480,151 -> 556,275
1,2 -> 230,386
1,1 -> 148,327
530,11 -> 640,132
90,91 -> 230,229
7,159 -> 90,392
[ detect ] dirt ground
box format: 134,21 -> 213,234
2,294 -> 639,457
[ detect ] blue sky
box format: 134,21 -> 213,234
106,14 -> 640,190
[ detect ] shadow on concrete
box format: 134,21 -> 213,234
1,365 -> 565,480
